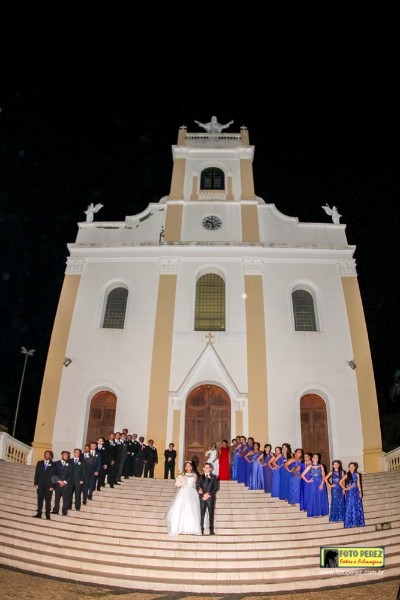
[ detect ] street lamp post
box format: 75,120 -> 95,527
12,346 -> 35,439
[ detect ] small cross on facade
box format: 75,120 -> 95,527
205,332 -> 215,344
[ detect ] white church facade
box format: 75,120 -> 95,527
32,120 -> 383,474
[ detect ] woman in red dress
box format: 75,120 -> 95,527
218,439 -> 230,480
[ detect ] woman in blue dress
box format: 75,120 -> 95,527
285,448 -> 303,505
324,459 -> 345,522
235,436 -> 247,484
279,443 -> 292,501
300,452 -> 312,512
246,442 -> 264,490
243,437 -> 254,487
269,446 -> 283,498
340,462 -> 365,528
301,453 -> 329,517
258,443 -> 274,493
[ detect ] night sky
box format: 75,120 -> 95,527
1,12 -> 399,449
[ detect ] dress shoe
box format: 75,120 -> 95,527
33,514 -> 42,518
52,510 -> 59,514
209,531 -> 215,535
201,529 -> 204,535
109,485 -> 114,488
82,501 -> 87,505
46,515 -> 51,520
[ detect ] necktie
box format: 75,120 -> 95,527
74,458 -> 78,464
91,451 -> 95,456
44,462 -> 48,469
62,461 -> 65,466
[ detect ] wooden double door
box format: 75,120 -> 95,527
300,393 -> 330,469
184,384 -> 230,465
85,391 -> 116,444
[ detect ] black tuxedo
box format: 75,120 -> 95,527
123,440 -> 135,477
53,459 -> 72,515
34,459 -> 56,518
104,440 -> 118,486
143,445 -> 158,478
134,442 -> 146,477
96,444 -> 107,490
164,449 -> 177,479
82,451 -> 101,500
69,457 -> 86,510
196,473 -> 220,534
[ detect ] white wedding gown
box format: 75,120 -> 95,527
165,474 -> 201,535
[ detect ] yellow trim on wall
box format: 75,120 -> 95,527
240,160 -> 256,200
342,277 -> 383,473
147,274 -> 177,478
244,275 -> 268,444
241,204 -> 260,242
32,274 -> 81,464
169,158 -> 185,200
164,204 -> 183,242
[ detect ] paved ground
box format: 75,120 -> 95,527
0,567 -> 399,600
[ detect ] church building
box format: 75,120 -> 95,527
32,118 -> 383,474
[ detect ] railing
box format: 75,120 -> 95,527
382,446 -> 400,471
198,191 -> 226,201
186,133 -> 241,147
0,432 -> 33,465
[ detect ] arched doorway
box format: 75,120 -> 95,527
300,394 -> 330,469
184,384 -> 230,465
86,391 -> 117,444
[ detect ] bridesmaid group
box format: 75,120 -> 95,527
224,436 -> 365,528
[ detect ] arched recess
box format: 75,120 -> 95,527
85,391 -> 117,444
300,393 -> 330,469
184,384 -> 230,463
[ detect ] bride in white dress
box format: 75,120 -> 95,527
165,461 -> 201,535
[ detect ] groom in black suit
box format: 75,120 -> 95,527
196,462 -> 220,535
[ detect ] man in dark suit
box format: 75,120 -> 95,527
96,436 -> 107,490
196,462 -> 220,535
52,450 -> 72,515
164,443 -> 177,479
33,450 -> 56,519
104,432 -> 118,487
82,441 -> 101,502
133,436 -> 146,477
68,448 -> 86,511
143,439 -> 158,478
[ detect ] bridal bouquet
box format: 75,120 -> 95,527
175,474 -> 188,488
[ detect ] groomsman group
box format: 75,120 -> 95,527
33,431 -> 159,519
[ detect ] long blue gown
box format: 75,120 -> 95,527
287,460 -> 302,505
300,462 -> 311,511
232,445 -> 242,481
236,445 -> 248,484
248,451 -> 264,490
344,473 -> 365,528
271,454 -> 284,497
279,455 -> 290,500
306,464 -> 329,517
262,451 -> 274,493
243,444 -> 254,487
329,470 -> 345,522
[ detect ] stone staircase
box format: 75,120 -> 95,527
0,460 -> 399,594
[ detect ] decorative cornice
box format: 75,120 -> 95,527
233,397 -> 247,410
172,146 -> 189,159
338,260 -> 357,277
237,147 -> 255,159
242,258 -> 263,274
65,258 -> 85,274
170,395 -> 183,410
160,258 -> 180,274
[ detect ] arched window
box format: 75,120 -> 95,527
102,287 -> 128,329
200,167 -> 225,190
292,289 -> 317,331
195,274 -> 225,331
